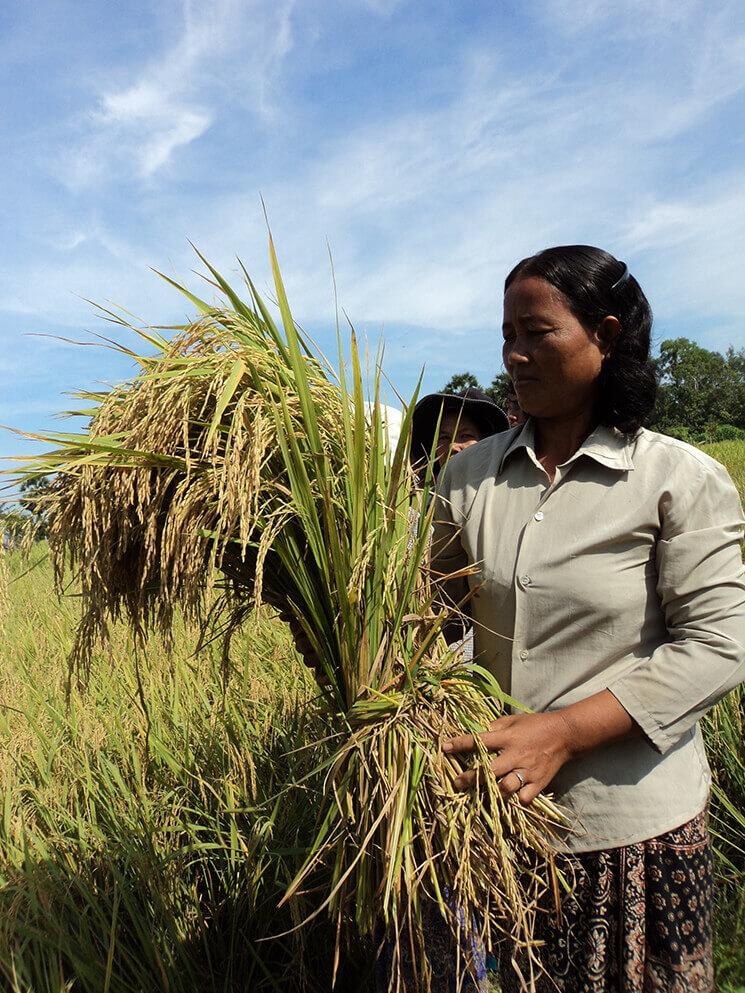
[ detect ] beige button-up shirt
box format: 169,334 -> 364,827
433,421 -> 745,852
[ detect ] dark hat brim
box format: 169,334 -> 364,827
410,392 -> 509,464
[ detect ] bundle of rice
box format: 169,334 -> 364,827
16,241 -> 565,991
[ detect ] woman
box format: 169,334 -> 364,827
434,245 -> 745,992
410,387 -> 509,481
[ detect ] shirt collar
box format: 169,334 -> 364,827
498,419 -> 635,475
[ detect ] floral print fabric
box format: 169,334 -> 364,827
500,807 -> 714,993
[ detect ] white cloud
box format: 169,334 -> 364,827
62,0 -> 296,187
174,8 -> 745,391
618,182 -> 745,333
542,0 -> 703,36
91,77 -> 213,179
140,110 -> 212,178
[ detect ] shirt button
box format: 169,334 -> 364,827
534,511 -> 544,521
520,574 -> 532,587
519,650 -> 529,660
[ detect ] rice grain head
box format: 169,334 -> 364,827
13,242 -> 567,991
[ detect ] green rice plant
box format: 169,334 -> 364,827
12,241 -> 565,991
0,546 -> 346,993
700,440 -> 745,989
703,440 -> 745,500
702,681 -> 745,990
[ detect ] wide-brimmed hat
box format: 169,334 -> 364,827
410,387 -> 509,465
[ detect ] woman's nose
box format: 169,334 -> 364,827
504,342 -> 530,369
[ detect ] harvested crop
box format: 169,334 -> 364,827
15,241 -> 565,991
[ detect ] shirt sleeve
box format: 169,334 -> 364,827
608,457 -> 745,754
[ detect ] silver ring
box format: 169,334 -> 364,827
514,770 -> 526,788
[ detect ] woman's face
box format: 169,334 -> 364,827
502,276 -> 612,421
435,411 -> 482,465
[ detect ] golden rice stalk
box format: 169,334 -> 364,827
12,241 -> 567,991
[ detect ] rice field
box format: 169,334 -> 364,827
704,440 -> 745,498
701,440 -> 745,993
0,548 -> 344,993
0,440 -> 742,992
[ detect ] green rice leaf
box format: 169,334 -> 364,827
207,359 -> 246,445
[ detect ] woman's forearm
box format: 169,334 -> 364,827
557,689 -> 638,759
445,689 -> 640,800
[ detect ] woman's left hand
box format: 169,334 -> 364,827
442,711 -> 574,805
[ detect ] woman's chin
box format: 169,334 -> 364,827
514,383 -> 542,410
515,401 -> 542,419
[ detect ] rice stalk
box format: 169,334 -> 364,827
11,238 -> 567,991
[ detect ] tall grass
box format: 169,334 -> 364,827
704,440 -> 745,498
0,544 -> 359,993
703,684 -> 745,992
701,439 -> 745,993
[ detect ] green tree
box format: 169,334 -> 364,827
440,371 -> 513,410
651,338 -> 745,437
484,372 -> 513,408
441,372 -> 480,393
17,474 -> 54,540
724,346 -> 745,427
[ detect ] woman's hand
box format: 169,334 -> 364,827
442,711 -> 574,804
442,690 -> 637,804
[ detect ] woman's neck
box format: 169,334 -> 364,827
533,410 -> 597,481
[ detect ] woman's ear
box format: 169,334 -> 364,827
596,315 -> 621,357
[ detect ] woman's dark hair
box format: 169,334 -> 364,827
504,245 -> 656,434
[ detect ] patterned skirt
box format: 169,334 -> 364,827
375,808 -> 714,993
499,806 -> 715,993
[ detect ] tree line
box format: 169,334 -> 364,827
444,337 -> 745,444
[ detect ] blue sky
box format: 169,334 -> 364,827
2,0 -> 745,463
